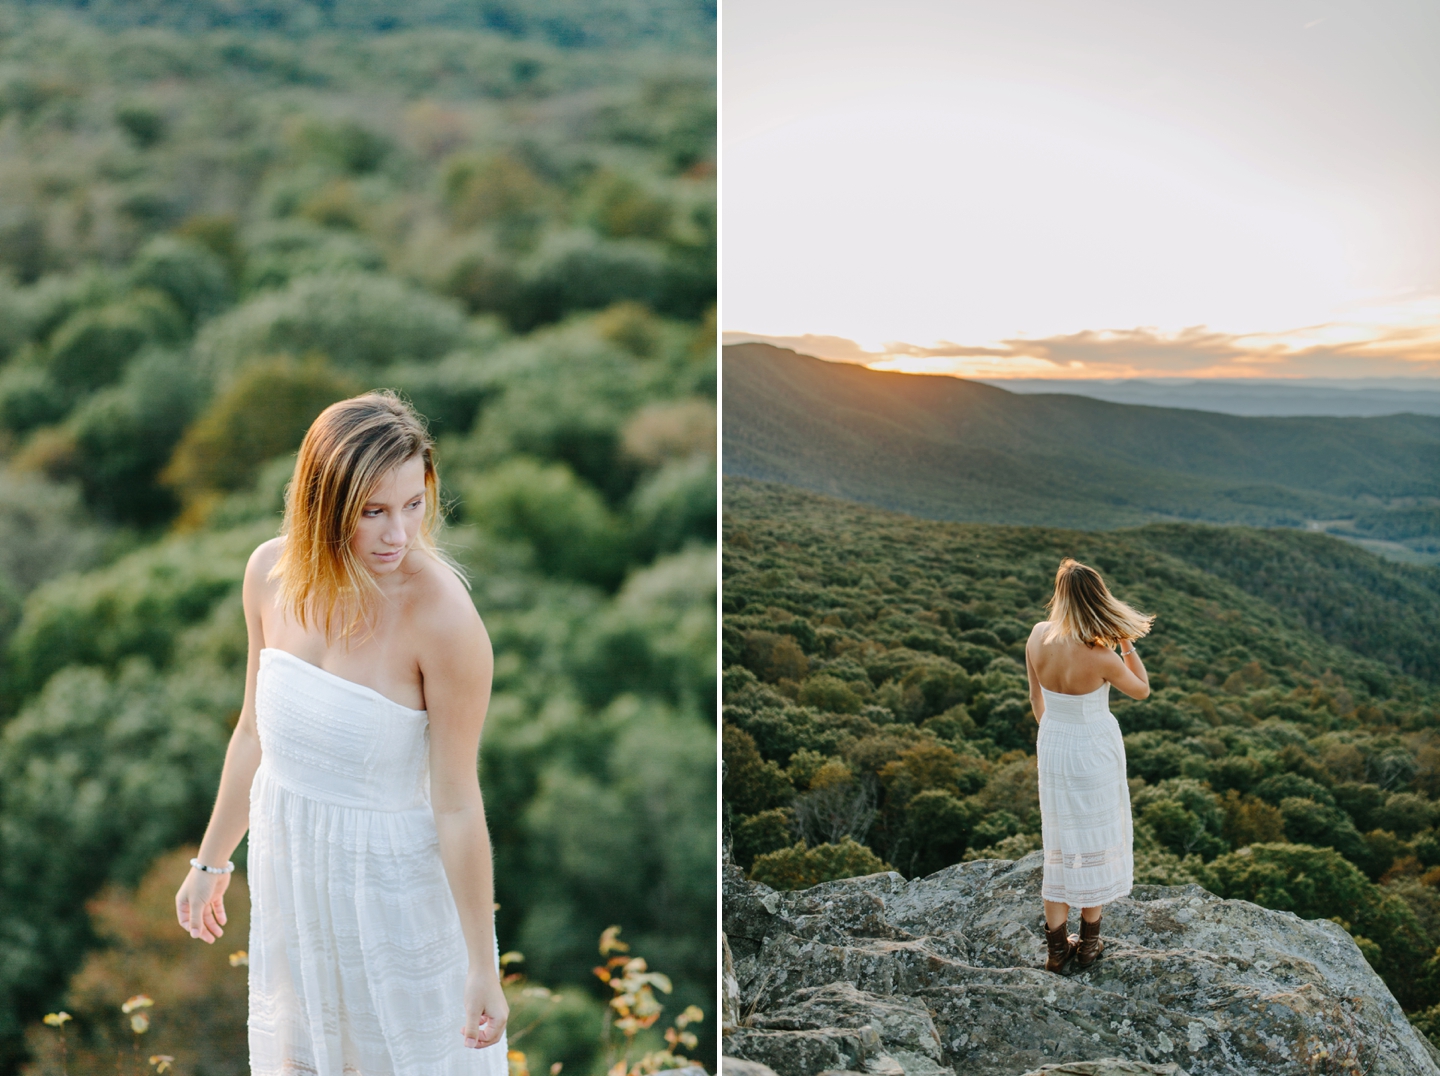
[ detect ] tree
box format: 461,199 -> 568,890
749,838 -> 891,891
722,725 -> 794,817
161,356 -> 358,515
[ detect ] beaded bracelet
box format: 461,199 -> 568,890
190,858 -> 235,875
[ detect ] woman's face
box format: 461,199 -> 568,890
350,454 -> 427,577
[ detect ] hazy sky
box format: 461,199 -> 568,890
723,0 -> 1440,378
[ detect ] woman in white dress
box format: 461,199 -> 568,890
174,392 -> 509,1074
1025,558 -> 1153,974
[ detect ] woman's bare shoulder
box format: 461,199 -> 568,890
405,552 -> 484,635
246,537 -> 284,581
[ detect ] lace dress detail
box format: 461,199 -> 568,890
248,648 -> 507,1076
1036,682 -> 1134,906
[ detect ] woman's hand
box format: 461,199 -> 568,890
175,868 -> 230,943
462,967 -> 509,1050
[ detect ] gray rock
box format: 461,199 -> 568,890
1020,1064 -> 1187,1076
723,1060 -> 781,1076
723,852 -> 1440,1076
725,931 -> 743,1032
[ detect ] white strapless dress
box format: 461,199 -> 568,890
1035,682 -> 1134,907
247,647 -> 507,1076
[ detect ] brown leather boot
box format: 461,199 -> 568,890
1076,914 -> 1104,967
1044,921 -> 1077,973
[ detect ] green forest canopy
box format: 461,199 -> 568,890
0,2 -> 715,1073
722,477 -> 1440,1038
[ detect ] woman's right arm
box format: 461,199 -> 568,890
1103,640 -> 1151,700
175,544 -> 271,944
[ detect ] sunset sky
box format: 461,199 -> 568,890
723,0 -> 1440,379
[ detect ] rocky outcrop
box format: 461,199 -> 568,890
723,852 -> 1440,1076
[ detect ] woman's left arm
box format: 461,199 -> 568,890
420,596 -> 508,1051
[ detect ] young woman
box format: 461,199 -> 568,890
1025,558 -> 1152,974
174,392 -> 508,1074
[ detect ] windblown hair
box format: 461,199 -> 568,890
1044,558 -> 1154,647
269,391 -> 456,642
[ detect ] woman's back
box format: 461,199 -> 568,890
1027,621 -> 1111,695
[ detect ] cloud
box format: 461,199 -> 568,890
727,308 -> 1440,381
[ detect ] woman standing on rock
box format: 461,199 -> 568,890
1025,558 -> 1152,974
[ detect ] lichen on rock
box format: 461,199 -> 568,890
723,851 -> 1440,1076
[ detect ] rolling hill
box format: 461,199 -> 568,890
722,343 -> 1440,548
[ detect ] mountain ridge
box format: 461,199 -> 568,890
722,343 -> 1440,548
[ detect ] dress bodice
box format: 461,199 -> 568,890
255,647 -> 431,812
1039,681 -> 1112,724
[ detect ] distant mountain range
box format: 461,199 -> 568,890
722,343 -> 1440,562
980,378 -> 1440,418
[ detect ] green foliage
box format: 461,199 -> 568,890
749,838 -> 892,891
64,348 -> 208,524
723,478 -> 1440,1015
3,524 -> 268,705
463,457 -> 628,588
46,292 -> 185,394
570,546 -> 716,713
16,0 -> 716,49
192,273 -> 472,383
128,236 -> 233,327
733,808 -> 795,871
723,725 -> 794,817
0,659 -> 239,1055
162,356 -> 359,510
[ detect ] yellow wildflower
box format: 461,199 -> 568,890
598,926 -> 629,955
149,1055 -> 174,1073
43,1012 -> 72,1027
130,1013 -> 150,1034
229,951 -> 249,967
121,995 -> 154,1014
499,951 -> 524,967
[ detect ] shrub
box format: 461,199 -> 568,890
0,660 -> 239,1045
46,292 -> 185,393
722,724 -> 793,817
162,356 -> 359,512
238,221 -> 385,295
129,236 -> 232,327
66,349 -> 207,525
193,273 -> 471,382
461,457 -> 627,588
0,363 -> 68,434
570,547 -> 715,712
749,838 -> 892,891
4,523 -> 266,705
1132,778 -> 1228,860
902,789 -> 979,877
628,454 -> 716,561
733,809 -> 795,870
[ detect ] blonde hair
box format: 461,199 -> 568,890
1044,558 -> 1154,647
268,391 -> 457,642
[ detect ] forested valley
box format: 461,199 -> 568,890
722,478 -> 1440,1043
0,2 -> 715,1072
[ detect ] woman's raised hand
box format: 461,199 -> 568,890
461,967 -> 509,1050
176,867 -> 231,943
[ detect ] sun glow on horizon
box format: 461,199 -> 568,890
725,294 -> 1440,381
724,0 -> 1440,380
